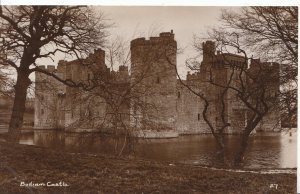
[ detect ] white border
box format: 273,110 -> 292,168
0,1 -> 299,192
0,0 -> 299,6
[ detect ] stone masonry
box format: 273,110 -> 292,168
34,31 -> 281,134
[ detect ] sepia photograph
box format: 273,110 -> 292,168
0,4 -> 298,193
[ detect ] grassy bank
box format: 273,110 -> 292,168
0,141 -> 296,193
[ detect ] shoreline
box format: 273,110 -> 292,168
1,127 -> 295,137
0,141 -> 296,193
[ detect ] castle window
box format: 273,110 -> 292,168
198,113 -> 200,121
178,91 -> 181,99
87,73 -> 91,80
156,77 -> 160,84
41,109 -> 44,115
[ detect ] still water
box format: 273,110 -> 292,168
19,130 -> 297,169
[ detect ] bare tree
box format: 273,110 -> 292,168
0,6 -> 109,137
183,30 -> 280,167
220,7 -> 298,130
34,33 -> 175,155
205,7 -> 298,164
170,58 -> 231,163
174,6 -> 297,166
221,7 -> 297,64
0,52 -> 14,97
171,37 -> 280,166
89,34 -> 177,154
0,66 -> 9,96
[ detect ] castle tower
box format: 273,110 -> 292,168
64,48 -> 107,129
34,65 -> 66,129
202,41 -> 216,62
199,40 -> 248,133
130,31 -> 177,130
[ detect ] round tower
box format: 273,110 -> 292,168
130,31 -> 177,130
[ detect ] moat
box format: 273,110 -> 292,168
19,130 -> 297,169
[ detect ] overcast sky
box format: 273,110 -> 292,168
28,6 -> 233,81
97,6 -> 226,78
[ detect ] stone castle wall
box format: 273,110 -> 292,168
130,31 -> 177,130
34,65 -> 66,129
175,81 -> 210,134
34,31 -> 281,134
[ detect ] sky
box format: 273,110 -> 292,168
30,6 -> 227,80
97,6 -> 225,78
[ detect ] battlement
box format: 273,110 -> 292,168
37,65 -> 46,69
203,41 -> 215,52
250,59 -> 280,70
159,30 -> 174,39
35,64 -> 66,84
270,62 -> 280,69
222,53 -> 245,60
119,65 -> 128,72
109,67 -> 130,83
47,65 -> 55,72
130,37 -> 146,46
58,60 -> 68,66
220,53 -> 246,69
131,30 -> 175,48
56,48 -> 105,68
36,64 -> 67,77
186,71 -> 201,81
88,48 -> 105,59
202,41 -> 216,61
36,65 -> 56,72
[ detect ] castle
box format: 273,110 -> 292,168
34,31 -> 280,135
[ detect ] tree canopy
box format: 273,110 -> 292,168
0,6 -> 110,133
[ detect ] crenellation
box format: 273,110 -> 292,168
34,31 -> 281,134
186,72 -> 201,81
202,41 -> 215,61
159,31 -> 174,39
131,31 -> 176,50
57,62 -> 66,74
149,37 -> 161,41
130,38 -> 146,48
38,65 -> 46,69
47,65 -> 56,72
119,65 -> 128,72
88,48 -> 105,63
130,31 -> 177,131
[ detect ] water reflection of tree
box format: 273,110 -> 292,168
33,131 -> 65,150
165,7 -> 293,167
47,33 -> 176,156
0,6 -> 110,140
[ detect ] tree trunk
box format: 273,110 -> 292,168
214,133 -> 226,164
8,72 -> 31,141
214,134 -> 224,152
234,134 -> 248,166
234,131 -> 251,166
234,115 -> 263,166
